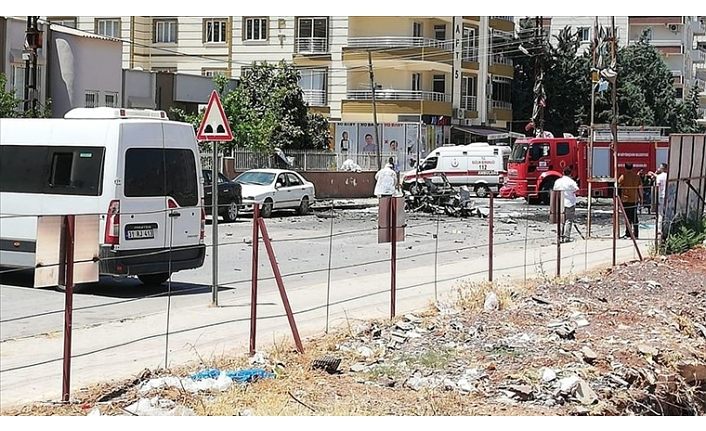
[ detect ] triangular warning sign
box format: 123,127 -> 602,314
196,90 -> 233,142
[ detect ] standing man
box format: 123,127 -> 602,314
618,163 -> 643,239
553,167 -> 579,242
654,163 -> 668,221
374,157 -> 398,197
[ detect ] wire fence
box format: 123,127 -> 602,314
0,188 -> 667,405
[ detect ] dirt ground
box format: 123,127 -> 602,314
4,246 -> 704,416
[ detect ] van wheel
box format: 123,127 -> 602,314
260,199 -> 274,218
55,283 -> 88,293
223,201 -> 239,222
138,273 -> 170,285
297,196 -> 310,215
474,185 -> 491,198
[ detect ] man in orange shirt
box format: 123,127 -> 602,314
618,163 -> 643,239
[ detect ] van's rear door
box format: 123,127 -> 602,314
119,124 -> 168,251
162,123 -> 201,248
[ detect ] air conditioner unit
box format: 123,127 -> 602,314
455,108 -> 466,119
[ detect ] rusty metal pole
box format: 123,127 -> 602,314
61,215 -> 75,402
555,191 -> 561,278
587,182 -> 593,238
390,196 -> 397,319
249,204 -> 260,356
488,192 -> 494,282
258,218 -> 304,353
653,184 -> 659,253
613,196 -> 620,266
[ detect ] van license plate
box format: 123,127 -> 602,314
125,223 -> 157,240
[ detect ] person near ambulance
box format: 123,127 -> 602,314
374,157 -> 399,197
618,163 -> 643,239
553,167 -> 579,242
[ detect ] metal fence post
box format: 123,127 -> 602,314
249,204 -> 260,356
488,193 -> 494,282
390,196 -> 397,319
554,190 -> 561,278
61,215 -> 75,402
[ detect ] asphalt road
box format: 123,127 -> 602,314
0,197 -> 650,407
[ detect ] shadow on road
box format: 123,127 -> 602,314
1,270 -> 224,299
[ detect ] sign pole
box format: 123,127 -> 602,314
211,141 -> 219,306
61,215 -> 75,402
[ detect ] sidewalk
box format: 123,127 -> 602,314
0,235 -> 645,409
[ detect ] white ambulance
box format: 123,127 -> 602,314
0,108 -> 206,286
402,142 -> 511,197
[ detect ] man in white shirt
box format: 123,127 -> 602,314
655,163 -> 667,218
374,157 -> 398,197
553,167 -> 579,242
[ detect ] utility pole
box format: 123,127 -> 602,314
610,16 -> 619,267
23,16 -> 41,117
531,16 -> 546,137
368,50 -> 382,170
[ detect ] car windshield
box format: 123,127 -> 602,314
235,171 -> 276,185
419,157 -> 438,172
509,143 -> 528,162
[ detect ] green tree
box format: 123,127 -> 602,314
179,63 -> 330,158
0,74 -> 20,117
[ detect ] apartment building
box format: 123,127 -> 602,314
518,16 -> 706,102
54,15 -> 516,146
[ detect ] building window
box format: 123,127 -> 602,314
104,92 -> 118,107
11,64 -> 43,105
96,18 -> 121,38
296,17 -> 329,53
432,74 -> 445,94
577,27 -> 590,43
298,68 -> 327,106
85,91 -> 99,108
202,68 -> 228,77
244,17 -> 268,41
413,22 -> 423,38
48,17 -> 76,28
154,19 -> 178,43
491,76 -> 512,105
434,24 -> 446,41
675,87 -> 683,99
203,18 -> 227,43
462,26 -> 477,61
411,73 -> 421,91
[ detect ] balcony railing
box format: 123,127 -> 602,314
629,39 -> 684,47
346,89 -> 450,103
295,37 -> 329,54
491,53 -> 513,65
347,36 -> 453,51
302,89 -> 327,106
462,47 -> 478,62
461,95 -> 477,111
490,100 -> 512,110
491,16 -> 514,22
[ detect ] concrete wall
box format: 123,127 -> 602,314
226,168 -> 377,199
49,29 -> 122,117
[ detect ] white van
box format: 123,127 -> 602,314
0,108 -> 206,286
402,142 -> 511,197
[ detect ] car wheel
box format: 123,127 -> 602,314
223,201 -> 238,222
260,199 -> 274,218
54,283 -> 88,293
138,273 -> 171,285
297,196 -> 310,215
474,184 -> 491,198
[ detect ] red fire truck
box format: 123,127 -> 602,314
499,127 -> 669,204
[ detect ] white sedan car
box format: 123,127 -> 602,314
234,169 -> 316,217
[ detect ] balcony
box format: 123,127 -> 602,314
491,53 -> 512,65
346,89 -> 450,103
628,16 -> 684,25
461,95 -> 477,111
629,39 -> 684,47
490,99 -> 512,110
302,89 -> 327,106
462,47 -> 478,62
347,36 -> 453,51
491,16 -> 514,22
295,37 -> 329,54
